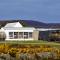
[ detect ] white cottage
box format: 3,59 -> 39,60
1,22 -> 39,41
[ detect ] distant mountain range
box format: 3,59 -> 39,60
0,20 -> 60,28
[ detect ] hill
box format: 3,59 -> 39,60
0,20 -> 60,28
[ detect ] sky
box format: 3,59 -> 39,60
0,0 -> 60,23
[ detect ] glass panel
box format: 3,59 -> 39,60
29,32 -> 32,38
9,32 -> 13,39
14,32 -> 18,39
19,32 -> 23,38
24,32 -> 28,39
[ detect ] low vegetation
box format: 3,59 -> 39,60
0,41 -> 60,60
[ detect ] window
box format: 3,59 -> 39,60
24,32 -> 28,39
9,32 -> 13,39
18,32 -> 23,38
14,32 -> 18,39
29,32 -> 32,38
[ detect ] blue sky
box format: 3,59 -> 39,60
0,0 -> 60,23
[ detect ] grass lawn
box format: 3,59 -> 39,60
0,40 -> 60,48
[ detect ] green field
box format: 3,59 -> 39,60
0,40 -> 60,48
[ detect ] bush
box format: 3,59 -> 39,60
9,48 -> 18,57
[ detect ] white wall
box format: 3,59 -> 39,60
4,29 -> 34,41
